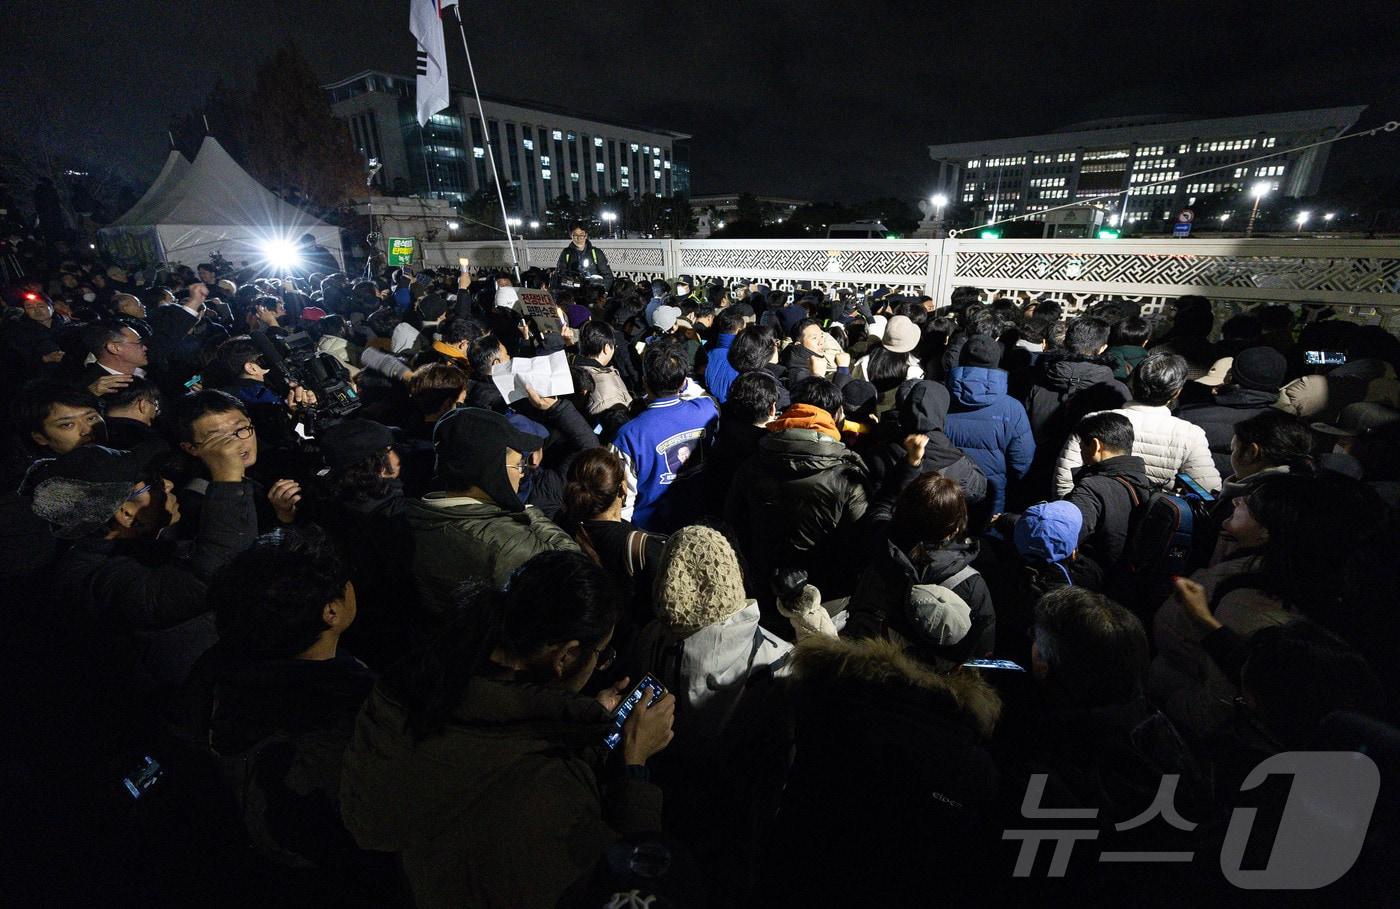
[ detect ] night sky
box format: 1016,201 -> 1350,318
3,0 -> 1398,201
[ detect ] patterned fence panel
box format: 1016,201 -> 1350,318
418,236 -> 1400,330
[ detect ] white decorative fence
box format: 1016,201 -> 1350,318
418,237 -> 1400,330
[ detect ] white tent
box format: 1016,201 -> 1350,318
100,137 -> 343,270
107,149 -> 190,229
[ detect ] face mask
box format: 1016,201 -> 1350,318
82,292 -> 96,303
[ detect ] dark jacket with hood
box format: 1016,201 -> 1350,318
943,366 -> 1035,513
1023,351 -> 1131,445
406,408 -> 579,612
725,417 -> 870,607
863,379 -> 989,509
1063,454 -> 1153,568
1178,385 -> 1282,478
339,679 -> 663,909
754,636 -> 1002,905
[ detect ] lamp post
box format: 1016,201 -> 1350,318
1324,212 -> 1336,230
601,210 -> 618,239
1295,210 -> 1310,236
1245,182 -> 1270,237
930,193 -> 948,238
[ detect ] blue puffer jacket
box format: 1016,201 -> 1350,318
943,366 -> 1035,513
704,332 -> 740,403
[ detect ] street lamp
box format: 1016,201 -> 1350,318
529,220 -> 540,231
1324,212 -> 1336,226
1245,181 -> 1270,237
600,210 -> 618,238
930,193 -> 949,237
1295,210 -> 1310,235
447,220 -> 460,230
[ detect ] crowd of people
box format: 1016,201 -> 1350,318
3,221 -> 1400,906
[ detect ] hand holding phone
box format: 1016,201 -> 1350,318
458,256 -> 470,272
605,674 -> 673,765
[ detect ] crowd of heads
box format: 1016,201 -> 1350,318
3,222 -> 1400,906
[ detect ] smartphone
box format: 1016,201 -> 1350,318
604,674 -> 666,750
1177,473 -> 1215,502
120,755 -> 165,800
1304,350 -> 1346,366
962,658 -> 1026,672
183,373 -> 203,389
458,256 -> 470,272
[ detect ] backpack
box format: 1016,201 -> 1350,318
1109,473 -> 1215,622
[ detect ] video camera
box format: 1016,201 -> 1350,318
554,270 -> 605,292
251,329 -> 361,429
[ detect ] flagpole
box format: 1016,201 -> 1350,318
451,7 -> 521,281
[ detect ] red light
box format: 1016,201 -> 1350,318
23,292 -> 38,301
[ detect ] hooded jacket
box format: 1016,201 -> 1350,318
1053,403 -> 1222,497
943,366 -> 1036,513
1063,454 -> 1153,568
703,331 -> 741,402
339,680 -> 662,909
863,380 -> 989,507
756,635 -> 1002,904
637,601 -> 790,750
405,494 -> 579,612
844,537 -> 996,658
1023,352 -> 1131,444
1177,385 -> 1283,478
725,422 -> 870,606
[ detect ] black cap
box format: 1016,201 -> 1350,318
897,379 -> 952,433
433,407 -> 544,512
960,335 -> 1003,368
318,419 -> 395,470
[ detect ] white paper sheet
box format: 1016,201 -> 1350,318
490,350 -> 574,404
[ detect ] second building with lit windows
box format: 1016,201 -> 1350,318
926,107 -> 1364,231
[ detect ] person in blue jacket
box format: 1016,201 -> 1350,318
943,335 -> 1035,514
703,306 -> 747,402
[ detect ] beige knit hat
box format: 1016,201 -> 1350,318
654,525 -> 748,636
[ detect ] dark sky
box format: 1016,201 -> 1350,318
3,0 -> 1398,201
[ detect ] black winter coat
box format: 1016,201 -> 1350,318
1023,352 -> 1131,444
725,428 -> 869,608
1177,385 -> 1281,479
1063,454 -> 1154,569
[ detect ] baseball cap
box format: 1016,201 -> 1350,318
318,419 -> 394,470
1014,501 -> 1083,564
653,305 -> 682,333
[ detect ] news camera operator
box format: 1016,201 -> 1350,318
555,223 -> 614,292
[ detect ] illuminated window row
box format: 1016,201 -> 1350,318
1083,149 -> 1130,160
1036,189 -> 1069,199
1136,145 -> 1166,156
1133,158 -> 1178,171
1131,171 -> 1179,183
1195,138 -> 1256,152
1030,177 -> 1066,187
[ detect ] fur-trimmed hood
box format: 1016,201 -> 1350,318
788,634 -> 1002,738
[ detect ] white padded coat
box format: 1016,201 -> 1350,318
1054,402 -> 1222,496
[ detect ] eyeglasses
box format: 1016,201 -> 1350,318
192,424 -> 255,447
504,461 -> 528,474
125,483 -> 153,502
593,645 -> 616,671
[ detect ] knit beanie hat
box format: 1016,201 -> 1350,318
653,525 -> 748,636
30,445 -> 149,539
1230,346 -> 1287,392
960,335 -> 1003,368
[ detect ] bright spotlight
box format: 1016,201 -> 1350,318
259,238 -> 303,274
931,193 -> 949,209
447,221 -> 460,230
